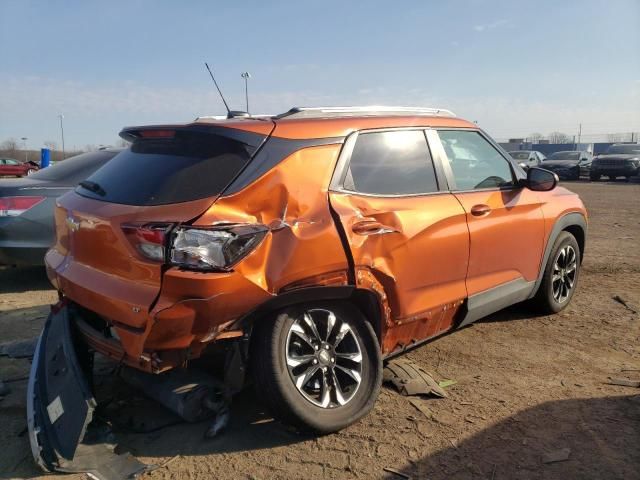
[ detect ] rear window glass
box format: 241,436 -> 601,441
30,151 -> 116,183
509,152 -> 530,160
76,129 -> 261,205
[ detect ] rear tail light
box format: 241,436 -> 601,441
0,196 -> 45,217
122,222 -> 268,269
122,223 -> 174,262
170,224 -> 268,271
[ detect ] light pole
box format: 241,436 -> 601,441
240,72 -> 251,114
58,114 -> 66,160
20,137 -> 28,162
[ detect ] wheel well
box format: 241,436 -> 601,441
350,289 -> 383,345
239,287 -> 384,346
563,224 -> 585,263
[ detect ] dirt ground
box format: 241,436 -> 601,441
1,181 -> 639,480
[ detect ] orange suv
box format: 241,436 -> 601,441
30,107 -> 586,469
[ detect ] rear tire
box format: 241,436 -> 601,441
251,301 -> 382,434
531,232 -> 581,314
589,173 -> 600,181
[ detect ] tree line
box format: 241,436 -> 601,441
0,137 -> 129,162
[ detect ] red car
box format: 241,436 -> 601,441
0,158 -> 39,177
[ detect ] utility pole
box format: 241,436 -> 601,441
241,72 -> 251,114
58,114 -> 66,160
577,123 -> 582,146
20,137 -> 28,162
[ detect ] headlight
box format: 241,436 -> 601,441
170,224 -> 268,270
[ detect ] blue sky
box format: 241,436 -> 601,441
1,0 -> 639,149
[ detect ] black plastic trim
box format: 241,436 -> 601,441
234,286 -> 356,330
458,277 -> 536,328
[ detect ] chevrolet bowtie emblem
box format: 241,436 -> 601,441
66,216 -> 80,232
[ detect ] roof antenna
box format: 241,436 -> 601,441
204,62 -> 232,117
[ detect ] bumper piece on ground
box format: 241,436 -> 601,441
27,303 -> 148,479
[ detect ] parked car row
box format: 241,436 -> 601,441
508,144 -> 640,181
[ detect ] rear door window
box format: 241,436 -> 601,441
77,129 -> 263,205
343,130 -> 439,195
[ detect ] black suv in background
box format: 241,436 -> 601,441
590,144 -> 640,181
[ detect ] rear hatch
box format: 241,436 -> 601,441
47,125 -> 269,331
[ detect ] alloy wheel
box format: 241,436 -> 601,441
552,245 -> 577,303
285,308 -> 363,409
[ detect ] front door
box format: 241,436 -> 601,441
329,129 -> 470,353
431,129 -> 546,300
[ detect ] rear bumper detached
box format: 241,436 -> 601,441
27,302 -> 147,479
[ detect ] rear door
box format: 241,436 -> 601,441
432,129 -> 545,302
328,129 -> 470,353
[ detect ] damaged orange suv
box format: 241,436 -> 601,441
30,107 -> 586,470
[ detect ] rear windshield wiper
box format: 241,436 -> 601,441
79,180 -> 107,196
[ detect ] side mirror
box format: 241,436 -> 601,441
525,167 -> 558,191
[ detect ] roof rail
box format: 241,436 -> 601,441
274,105 -> 457,119
195,114 -> 274,121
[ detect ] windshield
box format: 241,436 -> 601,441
29,151 -> 117,183
548,152 -> 580,161
509,152 -> 530,160
605,144 -> 640,155
77,128 -> 264,206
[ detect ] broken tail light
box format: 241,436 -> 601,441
122,223 -> 174,262
0,196 -> 46,217
170,224 -> 268,271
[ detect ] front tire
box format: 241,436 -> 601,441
590,173 -> 600,181
532,232 -> 581,314
251,301 -> 382,433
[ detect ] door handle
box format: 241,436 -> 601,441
352,220 -> 397,235
470,204 -> 491,216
